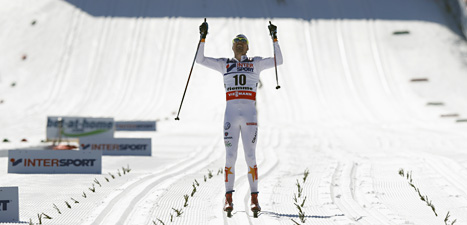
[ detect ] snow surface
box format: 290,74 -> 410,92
1,0 -> 467,224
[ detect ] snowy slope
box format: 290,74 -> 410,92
1,0 -> 467,224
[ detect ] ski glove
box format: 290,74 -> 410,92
199,21 -> 208,39
268,22 -> 277,40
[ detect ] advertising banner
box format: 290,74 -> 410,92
0,187 -> 19,222
79,138 -> 152,156
8,150 -> 102,174
46,116 -> 114,141
115,121 -> 157,131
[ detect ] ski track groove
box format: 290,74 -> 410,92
333,2 -> 460,223
156,19 -> 182,117
363,1 -> 413,125
87,138 -> 219,225
147,0 -> 184,118
308,19 -> 347,123
141,128 -> 278,224
134,17 -> 167,119
151,171 -> 225,225
111,1 -> 147,117
110,16 -> 139,116
422,154 -> 467,221
363,0 -> 429,128
309,19 -> 349,123
331,162 -> 386,225
147,17 -> 177,119
426,155 -> 467,197
132,17 -> 161,119
326,141 -> 398,225
326,141 -> 402,224
330,162 -> 364,224
94,1 -> 136,116
310,2 -> 405,222
37,3 -> 84,115
303,20 -> 328,113
366,163 -> 410,224
263,128 -> 347,225
126,138 -> 225,225
75,4 -> 115,115
370,157 -> 451,224
333,18 -> 376,123
351,162 -> 400,225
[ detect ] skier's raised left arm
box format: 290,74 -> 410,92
257,23 -> 283,70
195,20 -> 226,73
272,41 -> 283,65
269,22 -> 283,65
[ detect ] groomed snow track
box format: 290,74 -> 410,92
1,0 -> 467,224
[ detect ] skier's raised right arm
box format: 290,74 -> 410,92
195,21 -> 225,73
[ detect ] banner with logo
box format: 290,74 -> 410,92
115,121 -> 157,131
79,138 -> 152,156
8,150 -> 102,174
46,116 -> 114,141
0,187 -> 19,222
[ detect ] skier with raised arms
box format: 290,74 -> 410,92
196,20 -> 283,217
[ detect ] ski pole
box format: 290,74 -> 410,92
175,18 -> 206,121
270,21 -> 281,90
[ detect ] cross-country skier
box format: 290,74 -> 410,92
196,21 -> 283,217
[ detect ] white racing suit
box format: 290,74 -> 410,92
196,39 -> 283,194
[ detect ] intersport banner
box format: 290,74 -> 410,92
115,121 -> 157,131
46,116 -> 114,141
0,187 -> 19,222
79,138 -> 152,156
8,150 -> 102,174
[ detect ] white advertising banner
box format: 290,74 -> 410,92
79,138 -> 152,156
115,121 -> 157,131
8,150 -> 102,174
46,116 -> 114,141
0,187 -> 19,222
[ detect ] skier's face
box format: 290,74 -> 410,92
232,41 -> 248,55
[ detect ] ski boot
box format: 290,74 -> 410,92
224,192 -> 234,217
250,193 -> 261,218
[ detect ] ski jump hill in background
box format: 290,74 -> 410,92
1,0 -> 467,224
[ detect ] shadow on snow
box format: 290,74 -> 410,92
63,0 -> 453,21
63,0 -> 463,37
261,211 -> 345,219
